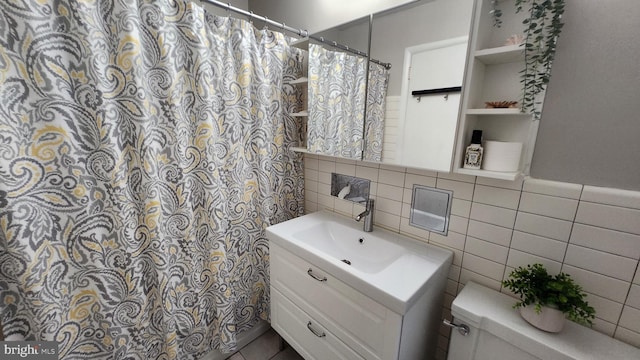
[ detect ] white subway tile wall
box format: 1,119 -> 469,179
381,96 -> 401,163
302,154 -> 640,358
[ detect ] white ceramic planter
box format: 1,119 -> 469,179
519,305 -> 566,333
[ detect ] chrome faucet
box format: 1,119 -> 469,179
355,199 -> 374,232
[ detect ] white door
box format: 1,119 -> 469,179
397,37 -> 468,171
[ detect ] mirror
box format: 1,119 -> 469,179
303,0 -> 475,169
305,16 -> 371,160
368,0 -> 475,169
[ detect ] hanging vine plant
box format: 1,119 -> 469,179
491,0 -> 566,118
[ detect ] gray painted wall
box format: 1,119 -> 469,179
247,0 -> 417,33
313,17 -> 371,56
531,0 -> 640,191
201,0 -> 248,14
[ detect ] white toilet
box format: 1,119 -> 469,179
446,281 -> 640,360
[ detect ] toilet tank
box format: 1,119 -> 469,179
447,282 -> 640,360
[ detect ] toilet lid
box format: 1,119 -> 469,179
451,282 -> 640,360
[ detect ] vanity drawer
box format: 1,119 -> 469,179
272,288 -> 364,360
270,243 -> 402,360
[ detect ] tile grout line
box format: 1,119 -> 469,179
500,177 -> 524,293
613,259 -> 640,339
559,185 -> 583,272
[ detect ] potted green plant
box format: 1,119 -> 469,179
490,0 -> 566,119
502,263 -> 595,332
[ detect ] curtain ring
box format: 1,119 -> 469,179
263,16 -> 269,30
226,2 -> 230,14
249,11 -> 253,24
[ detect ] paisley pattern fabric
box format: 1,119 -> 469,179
0,0 -> 303,358
307,43 -> 367,159
363,62 -> 389,162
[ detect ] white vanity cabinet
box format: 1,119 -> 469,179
270,243 -> 449,360
270,243 -> 402,360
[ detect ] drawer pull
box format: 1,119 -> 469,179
307,268 -> 327,282
307,321 -> 326,338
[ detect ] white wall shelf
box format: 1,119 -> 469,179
465,108 -> 528,115
475,44 -> 524,65
453,0 -> 545,181
288,39 -> 310,151
287,77 -> 308,85
456,167 -> 521,181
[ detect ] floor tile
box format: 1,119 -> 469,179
240,329 -> 281,360
226,352 -> 245,360
270,346 -> 304,360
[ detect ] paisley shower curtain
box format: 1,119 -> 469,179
363,62 -> 390,162
0,0 -> 303,358
307,44 -> 388,161
307,43 -> 367,159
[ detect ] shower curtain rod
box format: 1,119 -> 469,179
200,0 -> 392,69
201,0 -> 309,37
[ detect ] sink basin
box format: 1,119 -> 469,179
266,210 -> 453,314
291,221 -> 406,274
